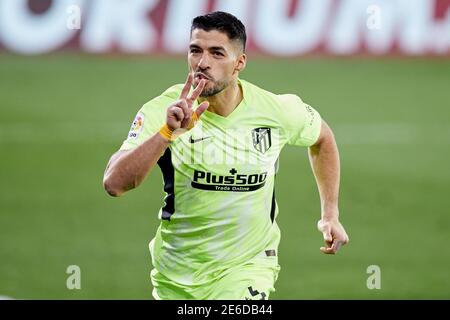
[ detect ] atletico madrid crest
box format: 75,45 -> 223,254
252,127 -> 272,154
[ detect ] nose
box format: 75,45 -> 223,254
197,53 -> 210,70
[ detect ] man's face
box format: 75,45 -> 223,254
188,29 -> 245,97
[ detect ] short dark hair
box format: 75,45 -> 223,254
191,11 -> 247,52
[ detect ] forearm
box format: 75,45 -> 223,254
308,123 -> 340,220
103,132 -> 170,196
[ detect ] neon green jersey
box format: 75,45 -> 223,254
120,79 -> 321,286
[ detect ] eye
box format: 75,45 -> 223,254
212,51 -> 224,57
190,48 -> 201,54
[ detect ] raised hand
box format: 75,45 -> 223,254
166,73 -> 210,131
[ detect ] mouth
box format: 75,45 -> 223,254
194,73 -> 211,82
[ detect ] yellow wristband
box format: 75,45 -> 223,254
159,113 -> 200,141
159,123 -> 175,142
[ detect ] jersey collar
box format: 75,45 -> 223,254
199,78 -> 251,128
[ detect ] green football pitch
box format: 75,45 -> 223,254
0,54 -> 449,299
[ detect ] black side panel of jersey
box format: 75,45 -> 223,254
270,189 -> 276,223
157,148 -> 175,221
270,157 -> 280,223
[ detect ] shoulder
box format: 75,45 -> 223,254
140,84 -> 183,113
277,93 -> 310,116
241,79 -> 280,103
159,83 -> 184,100
241,79 -> 306,116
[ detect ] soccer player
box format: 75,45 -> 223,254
103,11 -> 349,300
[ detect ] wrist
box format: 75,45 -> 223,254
321,207 -> 339,221
159,123 -> 189,142
159,123 -> 176,142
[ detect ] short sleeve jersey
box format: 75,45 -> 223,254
120,79 -> 322,286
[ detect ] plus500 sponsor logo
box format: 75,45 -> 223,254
191,170 -> 268,192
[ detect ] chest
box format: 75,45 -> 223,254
170,119 -> 283,179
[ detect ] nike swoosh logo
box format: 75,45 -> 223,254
189,136 -> 212,144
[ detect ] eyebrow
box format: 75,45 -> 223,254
189,44 -> 227,52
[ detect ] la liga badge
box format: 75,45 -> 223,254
128,112 -> 144,139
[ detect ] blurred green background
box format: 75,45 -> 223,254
0,54 -> 449,299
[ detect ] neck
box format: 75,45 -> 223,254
198,79 -> 243,117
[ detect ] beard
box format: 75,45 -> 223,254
199,79 -> 228,97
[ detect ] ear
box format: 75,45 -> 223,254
234,53 -> 247,73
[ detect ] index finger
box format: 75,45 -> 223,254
187,79 -> 206,103
331,240 -> 343,253
179,73 -> 193,99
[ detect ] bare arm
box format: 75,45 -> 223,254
103,73 -> 209,197
308,120 -> 349,254
103,134 -> 170,197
